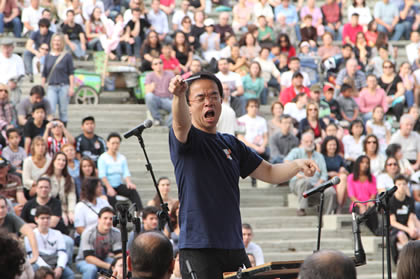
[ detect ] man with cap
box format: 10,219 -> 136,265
75,116 -> 107,163
279,72 -> 311,105
309,84 -> 330,119
0,38 -> 25,106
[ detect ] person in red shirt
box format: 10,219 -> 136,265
342,13 -> 363,46
0,0 -> 22,37
160,43 -> 181,74
279,72 -> 311,105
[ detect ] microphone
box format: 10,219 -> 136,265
186,259 -> 198,279
378,186 -> 398,201
302,176 -> 340,198
124,119 -> 153,139
352,212 -> 366,266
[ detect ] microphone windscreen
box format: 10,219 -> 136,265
144,119 -> 153,128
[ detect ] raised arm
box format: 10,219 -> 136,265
168,75 -> 191,143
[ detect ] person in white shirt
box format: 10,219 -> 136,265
242,223 -> 264,266
172,0 -> 194,30
280,57 -> 311,90
284,92 -> 308,122
21,0 -> 44,36
217,83 -> 237,136
216,58 -> 245,116
147,0 -> 169,42
25,205 -> 74,279
406,31 -> 420,65
82,0 -> 104,23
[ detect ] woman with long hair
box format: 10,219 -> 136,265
22,136 -> 52,198
239,32 -> 261,62
277,34 -> 296,61
147,176 -> 175,210
347,155 -> 378,234
43,151 -> 76,226
321,136 -> 348,212
74,177 -> 110,235
165,200 -> 180,253
232,0 -> 251,32
363,134 -> 386,177
173,30 -> 193,73
41,34 -> 74,125
365,106 -> 391,153
397,240 -> 420,279
359,77 -> 388,122
298,101 -> 326,143
365,19 -> 378,47
354,32 -> 371,71
242,61 -> 265,102
376,156 -> 402,193
343,119 -> 365,167
61,143 -> 80,199
267,101 -> 284,138
85,7 -> 105,51
140,30 -> 162,71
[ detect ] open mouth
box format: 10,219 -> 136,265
204,110 -> 215,118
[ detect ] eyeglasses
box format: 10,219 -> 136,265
366,141 -> 377,144
387,163 -> 398,166
189,93 -> 220,103
383,65 -> 392,69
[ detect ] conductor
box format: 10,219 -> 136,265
168,72 -> 319,279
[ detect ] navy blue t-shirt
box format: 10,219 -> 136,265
323,154 -> 346,173
169,126 -> 262,249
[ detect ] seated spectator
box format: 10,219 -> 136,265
0,0 -> 22,37
242,61 -> 264,103
300,0 -> 323,35
274,0 -> 299,40
190,11 -> 205,51
61,143 -> 80,198
228,44 -> 249,77
267,101 -> 284,138
0,83 -> 14,125
75,116 -> 106,163
74,177 -> 110,235
399,61 -> 416,108
321,0 -> 342,41
390,115 -> 420,170
409,106 -> 420,133
254,48 -> 281,102
62,9 -> 87,60
343,119 -> 365,166
348,0 -> 372,29
24,103 -> 49,154
354,32 -> 371,71
365,20 -> 378,47
147,176 -> 175,210
22,0 -> 43,36
321,136 -> 348,212
364,134 -> 386,177
76,157 -> 99,194
200,18 -> 220,63
160,44 -> 181,75
232,0 -> 251,33
63,0 -> 84,27
377,156 -> 402,194
337,84 -> 359,123
0,156 -> 25,214
269,114 -> 299,164
318,32 -> 340,62
386,143 -> 415,178
214,12 -> 234,47
285,131 -> 335,216
373,32 -> 397,61
325,123 -> 345,155
347,155 -> 378,234
274,15 -> 297,47
99,132 -> 143,211
359,75 -> 388,122
173,31 -> 192,73
147,0 -> 169,42
144,57 -> 174,126
308,84 -> 330,119
242,223 -> 264,266
17,85 -> 53,127
378,60 -> 405,121
22,136 -> 51,198
76,207 -> 121,279
335,59 -> 367,92
374,0 -> 406,41
163,200 -> 180,252
0,195 -> 40,264
366,106 -> 391,154
406,31 -> 420,65
124,8 -> 151,60
0,232 -> 31,279
23,19 -> 54,82
140,31 -> 162,71
300,15 -> 317,47
390,175 -> 420,262
256,16 -> 274,46
216,58 -> 246,116
280,57 -> 311,90
368,45 -> 390,78
253,0 -> 274,26
179,16 -> 195,50
299,101 -> 326,143
181,58 -> 201,79
277,34 -> 296,62
85,7 -> 106,51
342,13 -> 363,46
172,0 -> 193,31
284,93 -> 307,123
3,128 -> 26,175
323,83 -> 340,121
216,83 -> 237,136
397,240 -> 420,279
220,34 -> 237,59
142,206 -> 159,232
43,152 -> 76,227
43,120 -> 75,157
279,72 -> 310,105
299,250 -> 356,279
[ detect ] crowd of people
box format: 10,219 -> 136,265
1,0 -> 420,277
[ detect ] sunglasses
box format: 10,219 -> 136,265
387,163 -> 398,166
366,141 -> 377,144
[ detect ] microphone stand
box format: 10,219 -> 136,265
377,191 -> 393,279
131,129 -> 172,232
315,190 -> 325,252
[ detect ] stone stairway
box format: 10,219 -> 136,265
65,104 -> 393,279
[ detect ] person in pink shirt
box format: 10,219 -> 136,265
300,0 -> 324,36
359,74 -> 388,122
160,0 -> 175,15
347,155 -> 379,235
342,13 -> 363,46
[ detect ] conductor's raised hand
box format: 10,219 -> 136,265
295,159 -> 319,177
169,75 -> 188,97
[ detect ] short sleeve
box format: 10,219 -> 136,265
97,155 -> 106,179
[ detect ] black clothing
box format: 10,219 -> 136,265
75,133 -> 107,163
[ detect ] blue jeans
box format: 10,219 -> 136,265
377,22 -> 410,41
405,90 -> 415,108
67,40 -> 86,58
76,257 -> 114,279
47,84 -> 70,122
87,38 -> 103,51
145,93 -> 172,125
116,41 -> 134,58
416,201 -> 420,220
324,25 -> 343,41
134,37 -> 142,58
33,263 -> 74,279
0,14 -> 22,37
23,50 -> 35,75
63,234 -> 74,265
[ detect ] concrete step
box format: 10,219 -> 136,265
257,238 -> 353,252
252,228 -> 352,241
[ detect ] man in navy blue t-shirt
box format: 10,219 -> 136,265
168,72 -> 319,278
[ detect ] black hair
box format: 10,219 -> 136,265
246,98 -> 260,109
35,205 -> 52,217
349,119 -> 365,136
394,174 -> 408,184
6,128 -> 20,139
34,266 -> 55,279
385,143 -> 401,158
340,83 -> 353,93
30,85 -> 45,97
353,155 -> 372,182
277,34 -> 291,49
363,134 -> 379,155
342,43 -> 353,49
107,132 -> 121,142
321,136 -> 340,156
142,206 -> 159,220
185,72 -> 224,106
66,9 -> 75,16
98,207 -> 115,218
0,233 -> 26,279
81,177 -> 101,203
289,56 -> 300,63
32,103 -> 46,113
36,177 -> 51,186
38,18 -> 50,28
130,231 -> 173,278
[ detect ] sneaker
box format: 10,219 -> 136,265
296,209 -> 306,216
153,119 -> 161,126
28,74 -> 34,83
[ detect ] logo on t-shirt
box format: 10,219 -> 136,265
223,149 -> 232,160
